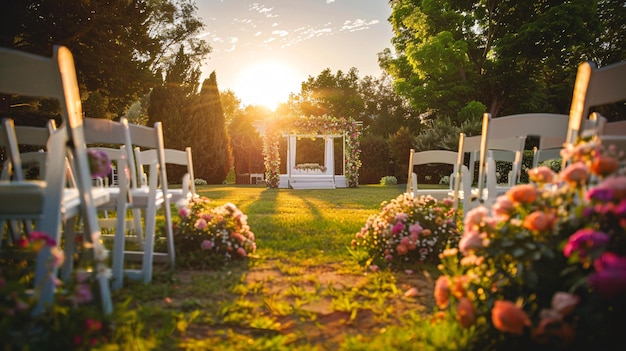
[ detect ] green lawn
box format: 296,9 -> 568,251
106,184 -> 465,350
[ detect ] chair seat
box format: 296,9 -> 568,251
0,181 -> 110,218
0,180 -> 46,215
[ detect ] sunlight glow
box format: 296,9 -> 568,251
232,61 -> 301,110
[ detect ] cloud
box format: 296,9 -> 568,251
340,19 -> 379,32
250,3 -> 278,18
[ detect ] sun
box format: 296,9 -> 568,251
232,61 -> 301,110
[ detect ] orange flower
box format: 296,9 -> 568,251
590,155 -> 619,177
434,275 -> 451,309
456,297 -> 476,329
507,184 -> 537,204
522,211 -> 555,232
491,300 -> 531,335
450,275 -> 469,298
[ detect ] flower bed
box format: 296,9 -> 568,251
174,197 -> 257,269
434,139 -> 626,350
351,194 -> 461,269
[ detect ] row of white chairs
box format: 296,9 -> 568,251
0,45 -> 197,314
407,59 -> 626,214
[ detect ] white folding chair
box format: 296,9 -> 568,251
567,60 -> 626,145
83,116 -> 173,288
0,46 -> 112,314
406,148 -> 470,210
126,121 -> 175,277
135,146 -> 197,204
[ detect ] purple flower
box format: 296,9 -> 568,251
87,149 -> 112,178
563,228 -> 610,258
588,252 -> 626,299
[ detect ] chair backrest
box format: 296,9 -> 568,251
567,60 -> 626,144
0,118 -> 25,180
136,146 -> 196,198
407,148 -> 468,209
83,117 -> 137,187
0,45 -> 111,314
126,120 -> 169,191
3,120 -> 58,181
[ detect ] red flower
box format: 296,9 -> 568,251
434,275 -> 451,309
456,297 -> 476,329
491,300 -> 531,335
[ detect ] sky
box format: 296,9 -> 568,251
195,0 -> 394,109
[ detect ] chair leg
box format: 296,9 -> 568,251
141,204 -> 156,284
111,206 -> 127,290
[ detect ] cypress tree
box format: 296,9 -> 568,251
191,72 -> 232,183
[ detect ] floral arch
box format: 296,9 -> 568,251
258,115 -> 362,189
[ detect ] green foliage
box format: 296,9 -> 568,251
387,126 -> 416,182
359,134 -> 392,184
351,193 -> 461,269
383,0 -> 624,119
380,176 -> 398,185
0,0 -> 210,117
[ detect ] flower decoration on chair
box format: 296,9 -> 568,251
351,193 -> 461,269
0,231 -> 112,349
434,138 -> 626,350
173,197 -> 257,269
261,115 -> 362,188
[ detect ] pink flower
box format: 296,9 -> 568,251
587,175 -> 626,202
73,283 -> 93,305
29,231 -> 57,247
528,166 -> 557,184
551,292 -> 579,316
194,218 -> 207,230
369,265 -> 379,272
563,228 -> 610,258
391,222 -> 404,235
178,207 -> 191,218
459,231 -> 485,255
560,162 -> 589,185
87,149 -> 111,178
200,240 -> 213,250
395,213 -> 408,222
588,252 -> 626,299
237,247 -> 247,257
409,223 -> 423,236
492,196 -> 515,220
491,300 -> 531,335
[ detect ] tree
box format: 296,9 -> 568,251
381,0 -> 618,121
229,106 -> 267,179
0,0 -> 210,118
191,72 -> 232,184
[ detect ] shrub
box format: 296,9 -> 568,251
173,197 -> 257,269
379,175 -> 398,185
194,178 -> 207,185
351,193 -> 461,269
435,139 -> 626,350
